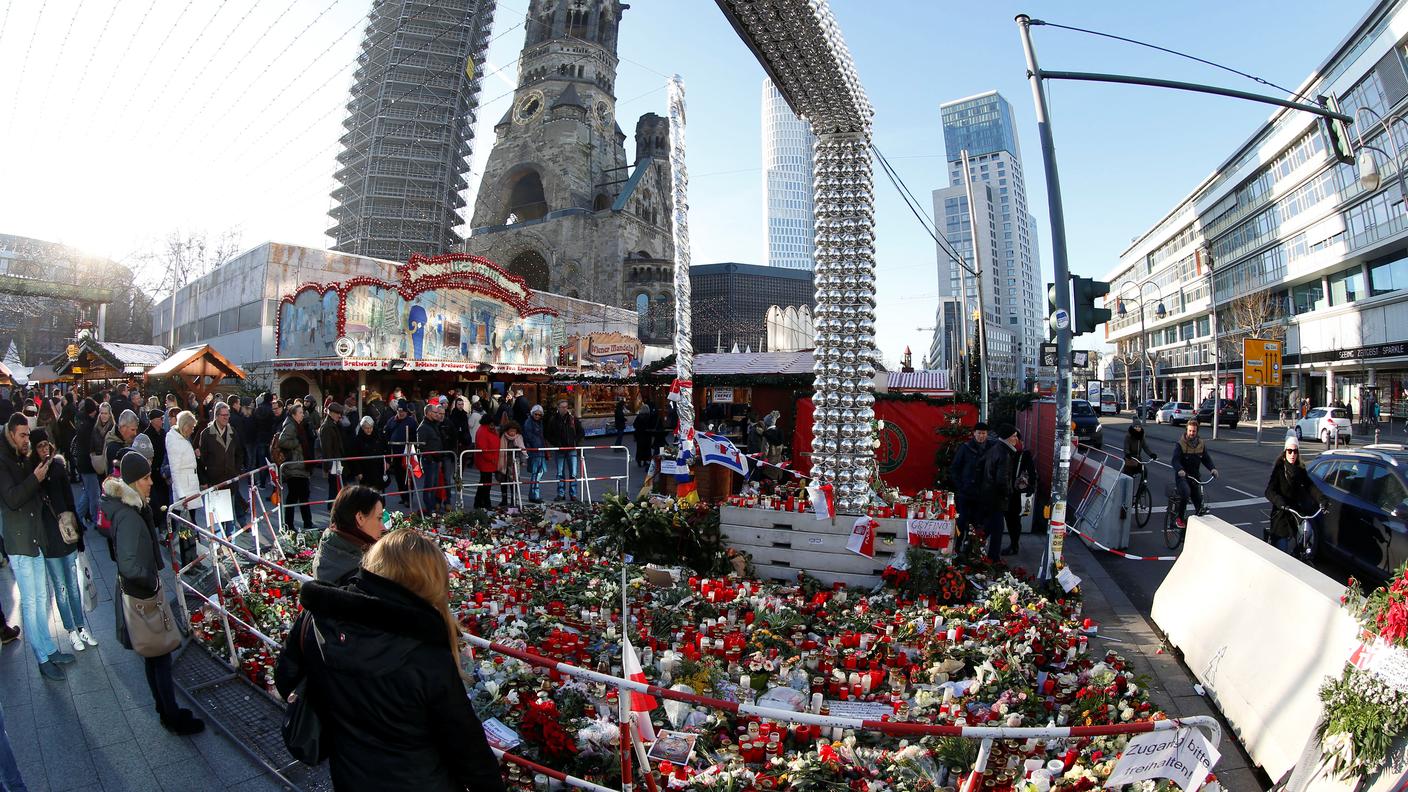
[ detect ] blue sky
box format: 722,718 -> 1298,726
0,0 -> 1362,363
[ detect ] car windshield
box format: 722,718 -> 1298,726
1330,408 -> 1350,419
1072,401 -> 1095,416
1177,402 -> 1192,410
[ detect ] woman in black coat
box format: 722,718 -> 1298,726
347,416 -> 389,491
275,530 -> 506,792
632,402 -> 655,469
31,429 -> 94,653
1264,438 -> 1327,555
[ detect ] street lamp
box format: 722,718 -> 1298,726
1353,106 -> 1408,205
1116,280 -> 1166,424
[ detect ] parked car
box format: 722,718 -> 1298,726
1156,401 -> 1196,425
1197,398 -> 1240,429
1071,399 -> 1103,448
1305,446 -> 1408,585
1099,393 -> 1119,415
1296,406 -> 1352,444
1136,399 -> 1167,420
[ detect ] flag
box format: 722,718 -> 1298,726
847,516 -> 877,558
697,431 -> 747,475
667,378 -> 692,403
407,442 -> 423,479
807,481 -> 834,521
675,469 -> 698,505
623,637 -> 657,742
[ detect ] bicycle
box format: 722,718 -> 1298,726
1163,472 -> 1217,549
1125,456 -> 1153,528
1282,506 -> 1325,563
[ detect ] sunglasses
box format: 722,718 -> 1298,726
1286,449 -> 1299,454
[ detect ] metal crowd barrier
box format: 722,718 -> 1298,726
456,444 -> 633,508
275,450 -> 459,533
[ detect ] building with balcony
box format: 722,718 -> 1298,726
1106,0 -> 1408,420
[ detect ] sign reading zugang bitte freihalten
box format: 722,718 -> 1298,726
1104,728 -> 1220,792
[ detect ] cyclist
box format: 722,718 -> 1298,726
1264,436 -> 1327,555
1122,423 -> 1157,478
1171,420 -> 1218,524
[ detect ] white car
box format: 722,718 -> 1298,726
1156,401 -> 1196,425
1296,406 -> 1352,444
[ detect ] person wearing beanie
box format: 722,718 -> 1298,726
1265,436 -> 1326,555
102,450 -> 206,736
948,421 -> 994,550
978,424 -> 1023,561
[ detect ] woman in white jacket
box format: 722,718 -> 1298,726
166,410 -> 202,567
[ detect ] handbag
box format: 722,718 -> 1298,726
76,550 -> 98,612
282,616 -> 329,764
58,512 -> 80,545
90,452 -> 107,477
118,579 -> 182,657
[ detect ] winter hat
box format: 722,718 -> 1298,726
120,450 -> 151,484
131,433 -> 154,462
531,404 -> 544,415
30,427 -> 49,446
1284,436 -> 1300,451
994,423 -> 1019,441
973,422 -> 989,431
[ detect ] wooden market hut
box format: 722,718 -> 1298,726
48,339 -> 169,392
145,344 -> 248,404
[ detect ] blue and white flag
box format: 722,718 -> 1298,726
696,431 -> 748,475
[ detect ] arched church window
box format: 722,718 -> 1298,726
593,193 -> 612,211
566,0 -> 590,38
508,250 -> 550,292
635,293 -> 651,337
596,12 -> 612,47
504,170 -> 549,223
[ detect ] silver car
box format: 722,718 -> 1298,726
1156,401 -> 1196,425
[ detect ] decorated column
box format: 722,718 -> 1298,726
667,75 -> 695,446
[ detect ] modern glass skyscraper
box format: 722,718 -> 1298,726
931,90 -> 1042,386
328,0 -> 497,263
762,77 -> 816,270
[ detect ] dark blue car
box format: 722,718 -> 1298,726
1306,445 -> 1408,586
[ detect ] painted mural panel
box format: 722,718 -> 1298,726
278,289 -> 339,359
333,286 -> 558,366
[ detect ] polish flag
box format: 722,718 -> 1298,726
623,637 -> 657,742
847,516 -> 877,558
807,481 -> 834,521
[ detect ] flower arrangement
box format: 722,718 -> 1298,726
1318,571 -> 1408,779
188,504 -> 1201,791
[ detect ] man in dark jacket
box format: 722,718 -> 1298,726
979,424 -> 1022,562
143,410 -> 171,518
1171,420 -> 1218,522
198,401 -> 247,532
383,402 -> 417,506
231,397 -> 258,476
319,402 -> 348,511
523,404 -> 547,503
0,413 -> 75,678
948,422 -> 992,548
105,410 -> 141,477
415,402 -> 447,514
545,400 -> 584,501
73,398 -> 101,531
253,393 -> 277,488
511,387 -> 531,426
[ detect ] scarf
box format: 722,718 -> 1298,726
211,422 -> 232,451
1177,435 -> 1205,456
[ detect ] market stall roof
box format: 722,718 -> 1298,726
0,360 -> 12,385
24,364 -> 60,384
883,370 -> 953,394
146,344 -> 248,381
48,338 -> 169,378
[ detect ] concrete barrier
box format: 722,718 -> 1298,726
1151,515 -> 1361,782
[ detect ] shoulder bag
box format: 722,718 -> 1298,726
282,615 -> 329,764
118,578 -> 182,657
41,490 -> 81,545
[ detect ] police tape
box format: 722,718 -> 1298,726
1063,522 -> 1179,561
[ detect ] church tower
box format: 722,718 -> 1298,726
464,0 -> 676,342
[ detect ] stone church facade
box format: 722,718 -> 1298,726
464,0 -> 676,343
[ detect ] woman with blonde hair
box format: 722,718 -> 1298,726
275,530 -> 505,791
166,411 -> 202,566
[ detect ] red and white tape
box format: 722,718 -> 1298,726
1064,523 -> 1179,562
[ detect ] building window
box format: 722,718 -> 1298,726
1370,254 -> 1408,295
1292,280 -> 1325,314
1328,266 -> 1365,305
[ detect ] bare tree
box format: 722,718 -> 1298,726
136,229 -> 243,348
1217,289 -> 1287,362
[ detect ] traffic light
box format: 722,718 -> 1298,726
1046,281 -> 1060,340
1319,94 -> 1355,166
1072,276 -> 1112,336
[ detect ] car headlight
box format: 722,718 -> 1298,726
1094,424 -> 1102,432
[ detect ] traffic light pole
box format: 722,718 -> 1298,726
1017,15 -> 1072,582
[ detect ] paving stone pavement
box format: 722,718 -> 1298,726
0,524 -> 292,792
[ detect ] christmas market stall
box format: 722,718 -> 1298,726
145,343 -> 249,404
48,335 -> 168,393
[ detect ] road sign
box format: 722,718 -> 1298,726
1072,349 -> 1090,368
1243,338 -> 1283,387
1040,343 -> 1058,367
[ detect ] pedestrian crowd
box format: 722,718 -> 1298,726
947,421 -> 1039,561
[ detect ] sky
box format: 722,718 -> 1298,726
0,0 -> 1362,365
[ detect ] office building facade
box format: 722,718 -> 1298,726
763,77 -> 816,270
328,0 -> 497,263
930,91 -> 1042,388
690,262 -> 814,353
1106,0 -> 1408,420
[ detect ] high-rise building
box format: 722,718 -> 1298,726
328,0 -> 497,263
462,0 -> 677,342
763,77 -> 816,270
929,91 -> 1042,387
690,263 -> 814,353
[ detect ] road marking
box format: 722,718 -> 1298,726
1228,486 -> 1256,498
1149,496 -> 1266,514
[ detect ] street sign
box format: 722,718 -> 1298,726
1243,338 -> 1283,387
1052,309 -> 1070,330
1040,343 -> 1058,367
1072,349 -> 1090,368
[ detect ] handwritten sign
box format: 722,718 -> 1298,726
1105,728 -> 1219,792
907,517 -> 955,552
1056,566 -> 1081,593
482,717 -> 522,751
824,700 -> 893,719
1350,637 -> 1408,694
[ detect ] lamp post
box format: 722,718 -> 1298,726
1352,106 -> 1408,203
1115,280 -> 1166,424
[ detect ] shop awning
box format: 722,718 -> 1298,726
48,338 -> 169,379
25,365 -> 61,384
146,344 -> 248,381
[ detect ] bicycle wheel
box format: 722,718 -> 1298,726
1134,483 -> 1151,527
1163,502 -> 1183,549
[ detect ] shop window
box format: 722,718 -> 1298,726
1370,254 -> 1408,295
